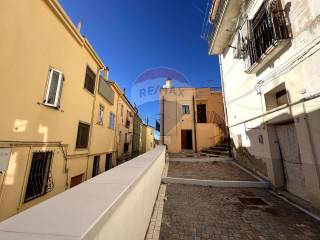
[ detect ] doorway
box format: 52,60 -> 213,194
275,123 -> 307,200
181,130 -> 193,150
92,155 -> 100,177
105,153 -> 113,171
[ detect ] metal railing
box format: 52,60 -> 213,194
208,0 -> 227,44
245,10 -> 290,71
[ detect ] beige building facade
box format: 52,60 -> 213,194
141,124 -> 156,153
115,93 -> 136,162
160,87 -> 225,153
0,0 -> 133,221
208,0 -> 320,209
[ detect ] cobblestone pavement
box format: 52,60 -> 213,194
159,184 -> 320,240
167,161 -> 256,181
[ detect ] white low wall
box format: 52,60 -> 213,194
0,146 -> 166,240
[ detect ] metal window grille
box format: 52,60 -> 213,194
24,151 -> 54,202
76,122 -> 90,149
84,66 -> 96,94
245,0 -> 290,71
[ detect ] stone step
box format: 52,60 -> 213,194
204,150 -> 230,156
209,146 -> 230,151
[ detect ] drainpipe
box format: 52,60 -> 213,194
161,96 -> 165,145
87,66 -> 108,178
219,55 -> 232,157
192,95 -> 198,153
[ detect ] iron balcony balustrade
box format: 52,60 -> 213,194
244,9 -> 291,73
208,0 -> 243,55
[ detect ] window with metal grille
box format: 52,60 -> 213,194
97,104 -> 104,125
24,152 -> 53,202
84,66 -> 96,94
76,122 -> 90,149
182,105 -> 190,115
44,68 -> 64,108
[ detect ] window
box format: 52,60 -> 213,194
264,83 -> 288,111
276,89 -> 287,106
109,112 -> 115,129
244,0 -> 290,73
84,66 -> 96,94
182,105 -> 190,115
125,133 -> 128,143
92,155 -> 100,177
97,104 -> 104,125
44,68 -> 64,108
197,104 -> 207,123
76,122 -> 90,149
24,152 -> 53,202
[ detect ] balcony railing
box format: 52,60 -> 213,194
208,0 -> 227,44
245,10 -> 290,73
0,146 -> 166,240
208,0 -> 242,55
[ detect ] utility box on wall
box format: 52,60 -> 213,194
0,148 -> 11,172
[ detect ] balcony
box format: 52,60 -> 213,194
0,146 -> 166,240
244,10 -> 291,74
208,0 -> 243,55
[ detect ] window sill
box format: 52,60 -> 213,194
245,39 -> 291,74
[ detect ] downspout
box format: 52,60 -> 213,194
161,96 -> 165,145
113,91 -> 120,165
219,55 -> 232,157
87,66 -> 107,178
192,95 -> 198,153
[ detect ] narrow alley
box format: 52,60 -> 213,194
146,154 -> 320,240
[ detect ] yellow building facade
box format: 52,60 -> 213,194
115,93 -> 136,162
141,124 -> 156,153
0,0 -> 126,221
160,87 -> 225,153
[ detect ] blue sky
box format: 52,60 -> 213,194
59,0 -> 220,127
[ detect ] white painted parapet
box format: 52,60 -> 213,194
0,146 -> 166,240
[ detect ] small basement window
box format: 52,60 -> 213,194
24,151 -> 53,202
76,122 -> 90,149
44,68 -> 64,108
84,66 -> 96,94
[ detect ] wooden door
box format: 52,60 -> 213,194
275,123 -> 307,200
181,130 -> 193,150
70,174 -> 84,188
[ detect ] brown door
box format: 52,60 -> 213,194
197,104 -> 207,123
70,174 -> 84,188
181,130 -> 193,150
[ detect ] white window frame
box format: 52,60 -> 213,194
109,112 -> 115,129
44,68 -> 64,108
182,105 -> 190,115
98,104 -> 104,125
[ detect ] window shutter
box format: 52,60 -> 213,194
44,68 -> 64,108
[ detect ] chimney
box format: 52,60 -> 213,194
103,67 -> 109,80
163,78 -> 172,88
77,21 -> 83,32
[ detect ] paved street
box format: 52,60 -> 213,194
157,157 -> 320,240
168,160 -> 255,181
